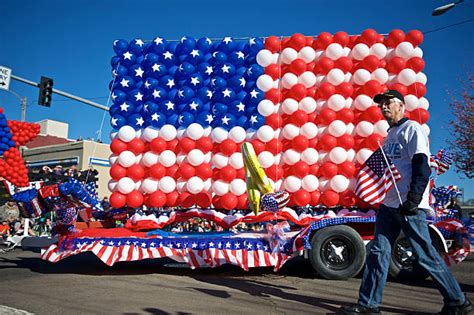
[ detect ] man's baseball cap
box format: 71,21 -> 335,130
373,89 -> 404,104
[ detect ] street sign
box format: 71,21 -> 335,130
0,66 -> 12,91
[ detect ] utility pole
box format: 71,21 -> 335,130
21,96 -> 26,122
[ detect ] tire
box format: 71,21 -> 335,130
389,235 -> 429,281
309,225 -> 366,280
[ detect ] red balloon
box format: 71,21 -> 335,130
306,61 -> 316,72
337,134 -> 355,150
336,82 -> 354,99
410,108 -> 430,124
388,29 -> 405,46
335,57 -> 353,73
387,57 -> 406,74
388,83 -> 408,96
166,191 -> 179,207
266,113 -> 283,130
339,190 -> 356,207
266,88 -> 281,104
361,29 -> 378,45
289,110 -> 308,126
127,190 -> 144,208
196,163 -> 212,179
365,134 -> 385,151
266,165 -> 284,181
338,162 -> 356,178
149,164 -> 166,179
290,59 -> 307,75
281,37 -> 291,49
195,191 -> 212,208
236,167 -> 245,179
293,189 -> 311,206
290,33 -> 307,51
127,138 -> 145,155
150,138 -> 167,153
306,36 -> 314,47
316,57 -> 334,75
317,82 -> 336,99
292,161 -> 309,178
179,137 -> 196,153
337,108 -> 354,123
319,108 -> 337,125
289,84 -> 307,101
127,164 -> 145,181
265,36 -> 281,53
110,192 -> 127,208
406,30 -> 423,47
310,190 -> 321,205
406,57 -> 425,73
360,55 -> 380,72
309,164 -> 320,176
266,138 -> 283,154
319,134 -> 337,151
220,139 -> 237,156
333,31 -> 349,47
293,135 -> 309,152
110,139 -> 128,155
363,106 -> 383,123
110,164 -> 127,180
251,139 -> 266,153
148,191 -> 167,208
221,193 -> 238,210
265,64 -> 281,80
167,139 -> 179,152
212,195 -> 222,209
220,165 -> 237,182
237,194 -> 248,210
178,192 -> 194,208
315,32 -> 333,49
196,137 -> 213,153
407,83 -> 426,98
321,190 -> 340,207
166,165 -> 179,177
179,163 -> 195,179
320,162 -> 338,178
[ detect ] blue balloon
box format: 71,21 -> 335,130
114,65 -> 129,78
201,102 -> 211,112
214,87 -> 236,103
166,42 -> 178,53
162,99 -> 177,115
146,87 -> 167,101
117,101 -> 134,116
167,113 -> 179,126
168,65 -> 178,76
177,103 -> 187,112
245,105 -> 257,116
202,53 -> 212,63
236,41 -> 246,52
128,89 -> 144,104
117,76 -> 135,91
113,39 -> 129,54
161,50 -> 177,67
178,112 -> 195,127
197,37 -> 212,52
148,111 -> 167,128
111,115 -> 127,129
229,100 -> 247,115
246,114 -> 265,129
177,36 -> 196,55
128,114 -> 146,129
195,112 -> 214,127
197,62 -> 213,78
196,87 -> 213,101
143,77 -> 159,91
245,89 -> 264,105
149,37 -> 167,54
210,51 -> 227,65
248,37 -> 264,52
167,89 -> 179,101
217,63 -> 235,78
186,98 -> 203,112
129,38 -> 146,55
235,66 -> 247,76
184,49 -> 203,65
178,62 -> 195,77
246,64 -> 264,80
143,101 -> 159,114
146,63 -> 167,78
120,51 -> 137,67
132,103 -> 144,114
111,89 -> 127,104
7,140 -> 14,147
110,56 -> 121,68
229,51 -> 246,67
228,75 -> 246,91
212,103 -> 228,116
236,116 -> 248,127
218,37 -> 236,53
176,86 -> 195,102
144,53 -> 160,67
187,73 -> 203,89
160,75 -> 176,91
214,113 -> 236,129
109,104 -> 121,116
211,76 -> 227,89
245,80 -> 256,90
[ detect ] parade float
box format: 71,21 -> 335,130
3,29 -> 471,280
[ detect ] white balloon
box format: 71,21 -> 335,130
351,43 -> 370,60
416,72 -> 427,85
142,127 -> 159,142
108,180 -> 118,192
283,149 -> 301,165
422,124 -> 430,137
301,148 -> 319,165
211,127 -> 228,143
141,178 -> 159,194
419,97 -> 429,110
272,53 -> 280,64
319,151 -> 329,163
370,43 -> 387,59
159,150 -> 176,167
257,100 -> 275,117
212,180 -> 229,196
354,94 -> 373,111
315,74 -> 325,87
302,175 -> 319,192
298,46 -> 316,63
299,97 -> 317,113
212,153 -> 229,169
117,177 -> 135,194
301,122 -> 318,139
118,151 -> 136,167
318,126 -> 327,136
274,179 -> 283,191
135,129 -> 142,139
176,127 -> 186,139
371,68 -> 389,84
256,49 -> 273,67
330,175 -> 349,193
319,177 -> 331,192
326,68 -> 345,86
356,149 -> 374,164
229,126 -> 246,143
329,147 -> 348,164
203,126 -> 212,137
280,47 -> 298,64
397,68 -> 416,86
346,149 -> 356,162
281,98 -> 299,115
395,41 -> 414,59
388,74 -> 397,84
203,178 -> 212,191
187,176 -> 204,194
281,73 -> 298,89
356,121 -> 375,137
133,180 -> 141,192
187,149 -> 205,166
343,47 -> 351,57
345,97 -> 353,108
229,152 -> 244,169
256,74 -> 274,92
327,94 -> 345,111
176,154 -> 186,164
110,131 -> 118,141
325,43 -> 344,60
344,72 -> 352,83
257,125 -> 275,142
159,176 -> 176,193
204,151 -> 212,163
328,120 -> 347,137
176,180 -> 186,193
374,120 -> 389,137
298,71 -> 316,88
282,124 -> 300,140
141,152 -> 159,167
314,49 -> 325,60
346,123 -> 355,135
118,125 -> 136,143
284,176 -> 301,193
159,124 -> 177,141
258,151 -> 275,168
109,154 -> 118,165
413,46 -> 423,58
186,123 -> 204,140
353,69 -> 371,85
229,179 -> 246,196
404,94 -> 419,111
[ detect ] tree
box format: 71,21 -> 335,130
448,74 -> 474,178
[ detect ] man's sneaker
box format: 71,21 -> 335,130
338,304 -> 381,315
440,298 -> 474,315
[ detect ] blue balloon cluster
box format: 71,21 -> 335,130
59,179 -> 103,211
109,36 -> 266,131
0,113 -> 15,155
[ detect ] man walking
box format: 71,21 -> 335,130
339,90 -> 472,315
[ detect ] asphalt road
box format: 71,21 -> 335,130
0,249 -> 473,315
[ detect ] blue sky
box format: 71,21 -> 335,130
0,0 -> 473,197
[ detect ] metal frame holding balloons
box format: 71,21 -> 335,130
107,30 -> 429,210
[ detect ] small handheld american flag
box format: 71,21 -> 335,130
355,148 -> 401,205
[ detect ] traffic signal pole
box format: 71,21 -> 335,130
11,74 -> 109,111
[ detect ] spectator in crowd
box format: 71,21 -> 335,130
13,218 -> 35,236
0,220 -> 11,241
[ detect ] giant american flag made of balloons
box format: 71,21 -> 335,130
107,29 -> 429,210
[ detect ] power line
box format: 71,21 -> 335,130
422,18 -> 474,35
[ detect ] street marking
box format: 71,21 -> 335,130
0,305 -> 34,314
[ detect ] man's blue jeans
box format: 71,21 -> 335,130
358,204 -> 465,308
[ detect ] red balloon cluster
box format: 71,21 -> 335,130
0,148 -> 30,187
7,121 -> 41,147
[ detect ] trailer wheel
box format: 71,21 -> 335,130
309,225 -> 366,280
389,236 -> 429,281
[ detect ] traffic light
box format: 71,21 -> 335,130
38,76 -> 54,106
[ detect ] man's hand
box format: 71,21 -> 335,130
399,191 -> 422,216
